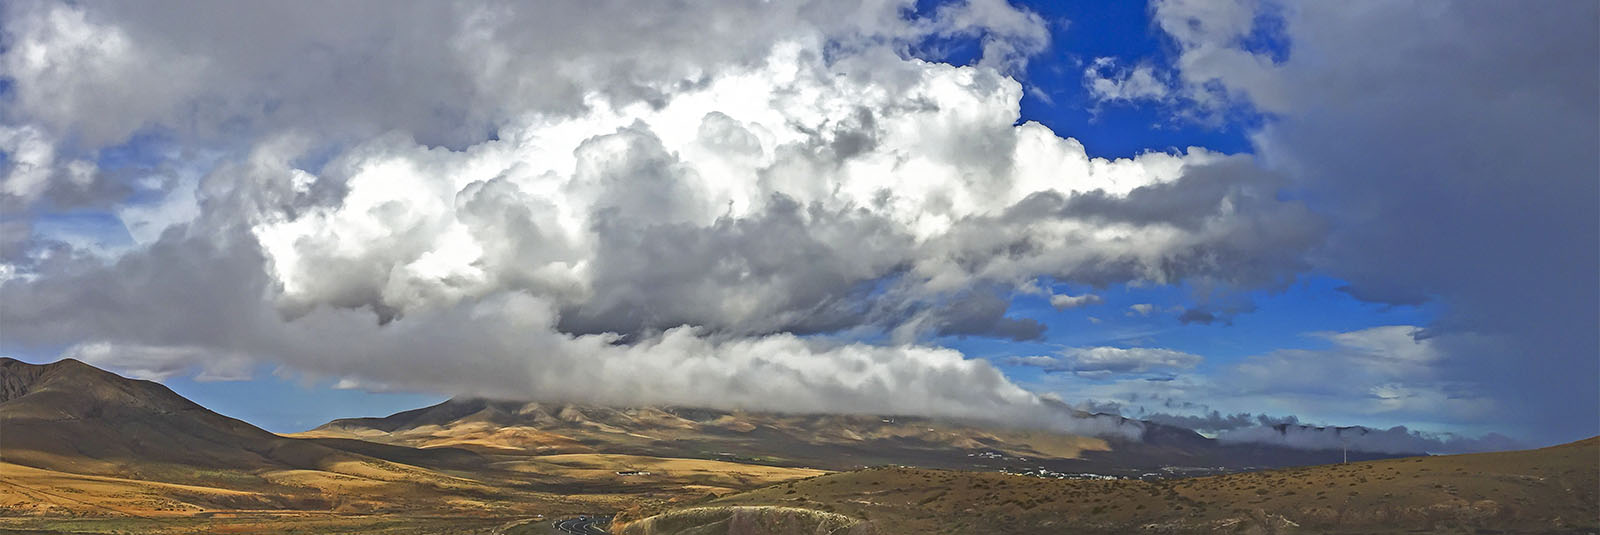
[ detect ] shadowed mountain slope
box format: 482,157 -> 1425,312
0,358 -> 540,518
0,357 -> 476,479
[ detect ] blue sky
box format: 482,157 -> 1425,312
1015,0 -> 1257,158
1,0 -> 1593,449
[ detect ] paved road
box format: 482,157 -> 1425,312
552,515 -> 610,534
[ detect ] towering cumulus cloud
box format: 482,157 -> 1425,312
0,0 -> 1320,434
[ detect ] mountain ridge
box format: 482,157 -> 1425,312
302,395 -> 1405,474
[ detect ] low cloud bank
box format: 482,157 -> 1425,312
1217,424 -> 1524,455
1139,408 -> 1521,454
1141,410 -> 1300,433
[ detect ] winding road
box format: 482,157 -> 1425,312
552,515 -> 610,534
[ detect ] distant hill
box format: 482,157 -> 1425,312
0,358 -> 826,527
301,396 -> 1399,475
626,437 -> 1600,534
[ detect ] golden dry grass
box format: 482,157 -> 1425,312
616,506 -> 872,535
297,399 -> 1127,472
681,437 -> 1600,534
0,450 -> 826,532
293,422 -> 595,454
0,461 -> 269,517
495,453 -> 825,491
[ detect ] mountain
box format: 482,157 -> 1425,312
0,357 -> 481,479
0,358 -> 545,521
2,358 -> 1592,535
300,396 -> 1399,476
622,437 -> 1600,534
0,358 -> 825,530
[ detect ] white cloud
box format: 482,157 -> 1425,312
1049,292 -> 1102,310
1083,57 -> 1170,103
1067,346 -> 1203,374
0,2 -> 207,147
0,0 -> 1049,153
1148,0 -> 1291,114
63,342 -> 253,382
0,124 -> 100,206
233,37 -> 1314,336
1009,346 -> 1203,376
1315,325 -> 1437,364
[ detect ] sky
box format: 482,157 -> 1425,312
0,0 -> 1594,453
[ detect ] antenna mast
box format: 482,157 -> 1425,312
1341,430 -> 1349,464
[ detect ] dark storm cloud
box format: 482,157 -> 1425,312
1175,308 -> 1216,325
1086,0 -> 1598,444
1218,424 -> 1525,456
0,219 -> 33,261
559,193 -> 913,338
1141,410 -> 1299,433
928,291 -> 1046,341
1282,4 -> 1600,445
942,156 -> 1322,290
